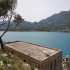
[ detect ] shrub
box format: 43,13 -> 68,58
10,50 -> 14,54
0,55 -> 7,65
0,67 -> 3,70
3,59 -> 7,65
30,65 -> 34,70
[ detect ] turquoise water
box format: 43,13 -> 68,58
0,31 -> 70,58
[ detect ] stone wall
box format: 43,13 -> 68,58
4,45 -> 41,69
38,51 -> 62,70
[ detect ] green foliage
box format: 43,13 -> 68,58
0,49 -> 31,70
0,0 -> 23,38
0,0 -> 17,17
2,59 -> 7,65
30,65 -> 34,70
0,50 -> 3,54
8,67 -> 17,70
13,14 -> 24,24
0,55 -> 7,65
10,50 -> 14,54
0,67 -> 3,70
10,60 -> 15,64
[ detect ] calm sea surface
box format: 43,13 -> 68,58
0,31 -> 70,58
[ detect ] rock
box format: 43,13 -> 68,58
0,61 -> 4,66
9,52 -> 12,55
35,68 -> 38,70
23,63 -> 30,68
7,64 -> 12,67
66,55 -> 69,58
66,55 -> 69,63
2,54 -> 8,57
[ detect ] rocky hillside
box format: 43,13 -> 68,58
0,49 -> 36,70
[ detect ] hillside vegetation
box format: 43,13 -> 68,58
0,49 -> 35,70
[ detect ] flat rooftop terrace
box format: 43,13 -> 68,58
5,41 -> 61,61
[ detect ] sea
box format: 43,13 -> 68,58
0,31 -> 70,58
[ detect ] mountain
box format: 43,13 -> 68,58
39,10 -> 70,28
0,21 -> 15,30
17,10 -> 70,31
1,10 -> 70,31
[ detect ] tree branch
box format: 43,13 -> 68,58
0,15 -> 12,37
9,22 -> 19,30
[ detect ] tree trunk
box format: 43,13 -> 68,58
0,37 -> 4,50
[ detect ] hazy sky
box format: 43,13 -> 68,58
16,0 -> 70,22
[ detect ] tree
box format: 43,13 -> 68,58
0,0 -> 24,49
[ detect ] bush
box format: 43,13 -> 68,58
10,50 -> 14,54
0,67 -> 3,70
12,67 -> 16,70
7,67 -> 16,70
11,60 -> 15,64
30,65 -> 34,70
3,59 -> 7,65
0,55 -> 7,65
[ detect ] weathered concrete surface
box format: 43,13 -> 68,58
4,41 -> 62,70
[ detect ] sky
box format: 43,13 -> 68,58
16,0 -> 70,22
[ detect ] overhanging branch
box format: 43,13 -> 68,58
0,15 -> 12,37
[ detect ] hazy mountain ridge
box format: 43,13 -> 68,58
0,10 -> 70,31
39,10 -> 70,27
19,10 -> 70,28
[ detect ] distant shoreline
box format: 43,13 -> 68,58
0,30 -> 70,33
